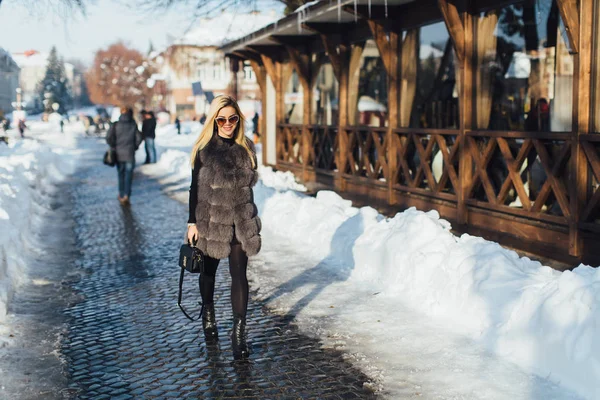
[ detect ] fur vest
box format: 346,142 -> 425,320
194,135 -> 261,259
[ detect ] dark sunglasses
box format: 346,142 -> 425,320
215,115 -> 240,127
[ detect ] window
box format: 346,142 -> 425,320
312,62 -> 339,125
284,68 -> 303,124
405,22 -> 458,129
476,0 -> 573,132
355,39 -> 387,127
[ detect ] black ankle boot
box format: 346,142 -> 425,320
231,316 -> 249,360
202,303 -> 218,340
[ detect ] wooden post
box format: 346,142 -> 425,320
287,46 -> 313,182
321,35 -> 351,191
249,60 -> 268,166
457,7 -> 473,226
229,57 -> 240,99
368,20 -> 399,205
569,0 -> 591,257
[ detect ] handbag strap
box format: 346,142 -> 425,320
177,267 -> 204,322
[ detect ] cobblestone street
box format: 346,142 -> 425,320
57,149 -> 377,399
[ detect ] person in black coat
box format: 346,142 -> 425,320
106,107 -> 142,205
142,110 -> 157,164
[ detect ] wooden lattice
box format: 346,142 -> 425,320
309,125 -> 338,172
466,135 -> 571,219
391,131 -> 460,196
276,124 -> 303,164
343,127 -> 388,180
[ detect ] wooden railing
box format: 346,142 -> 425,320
465,131 -> 572,226
580,135 -> 600,231
391,128 -> 461,202
275,123 -> 600,262
307,125 -> 338,174
276,124 -> 303,164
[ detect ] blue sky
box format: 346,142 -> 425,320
0,0 -> 284,65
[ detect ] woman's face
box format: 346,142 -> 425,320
215,106 -> 239,139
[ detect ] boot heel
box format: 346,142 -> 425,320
202,304 -> 218,341
231,316 -> 249,360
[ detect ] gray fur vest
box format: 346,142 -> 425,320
194,135 -> 261,259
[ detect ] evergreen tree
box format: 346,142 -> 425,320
38,46 -> 72,113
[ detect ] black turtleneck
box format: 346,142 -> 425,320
188,135 -> 235,223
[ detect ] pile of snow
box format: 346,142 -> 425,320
0,124 -> 80,328
254,187 -> 599,399
140,125 -> 597,399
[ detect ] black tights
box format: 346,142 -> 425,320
199,243 -> 249,318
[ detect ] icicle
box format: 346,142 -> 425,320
338,0 -> 341,23
385,0 -> 388,18
354,0 -> 357,23
368,0 -> 372,19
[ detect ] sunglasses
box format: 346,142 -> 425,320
215,115 -> 240,127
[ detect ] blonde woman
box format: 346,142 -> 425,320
186,95 -> 261,360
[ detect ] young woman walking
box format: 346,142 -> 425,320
186,95 -> 261,360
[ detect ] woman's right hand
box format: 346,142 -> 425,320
187,224 -> 198,245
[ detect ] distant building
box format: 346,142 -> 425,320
0,48 -> 20,117
150,10 -> 279,121
11,50 -> 74,112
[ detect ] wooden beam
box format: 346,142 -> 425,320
348,42 -> 365,126
286,46 -> 310,89
457,7 -> 473,226
344,1 -> 442,31
249,60 -> 268,165
303,21 -> 372,45
556,0 -> 579,54
271,34 -> 315,48
320,34 -> 342,81
247,45 -> 285,62
367,20 -> 394,74
231,50 -> 262,63
437,0 -> 465,63
260,55 -> 278,91
569,0 -> 591,257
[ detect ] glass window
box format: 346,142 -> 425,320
355,39 -> 387,127
312,62 -> 339,125
284,68 -> 303,124
404,22 -> 459,129
477,0 -> 573,132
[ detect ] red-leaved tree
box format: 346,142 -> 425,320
86,42 -> 155,108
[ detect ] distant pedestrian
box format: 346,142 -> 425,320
252,112 -> 259,134
60,119 -> 64,133
175,116 -> 181,135
142,110 -> 157,164
1,118 -> 9,132
199,114 -> 207,125
186,95 -> 260,360
106,107 -> 142,205
18,119 -> 27,138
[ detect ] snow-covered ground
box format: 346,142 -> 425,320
1,120 -> 598,399
0,120 -> 84,335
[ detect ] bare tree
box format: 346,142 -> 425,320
0,0 -> 89,13
0,0 -> 310,16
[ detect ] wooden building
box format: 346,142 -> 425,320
222,0 -> 600,265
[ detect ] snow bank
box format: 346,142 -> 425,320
0,126 -> 78,327
143,124 -> 597,398
256,186 -> 599,399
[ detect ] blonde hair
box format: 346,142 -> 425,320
190,95 -> 256,168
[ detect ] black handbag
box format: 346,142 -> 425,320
103,148 -> 117,167
177,243 -> 205,321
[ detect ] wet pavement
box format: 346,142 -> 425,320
58,150 -> 378,399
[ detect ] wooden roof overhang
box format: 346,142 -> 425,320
219,0 -> 462,62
